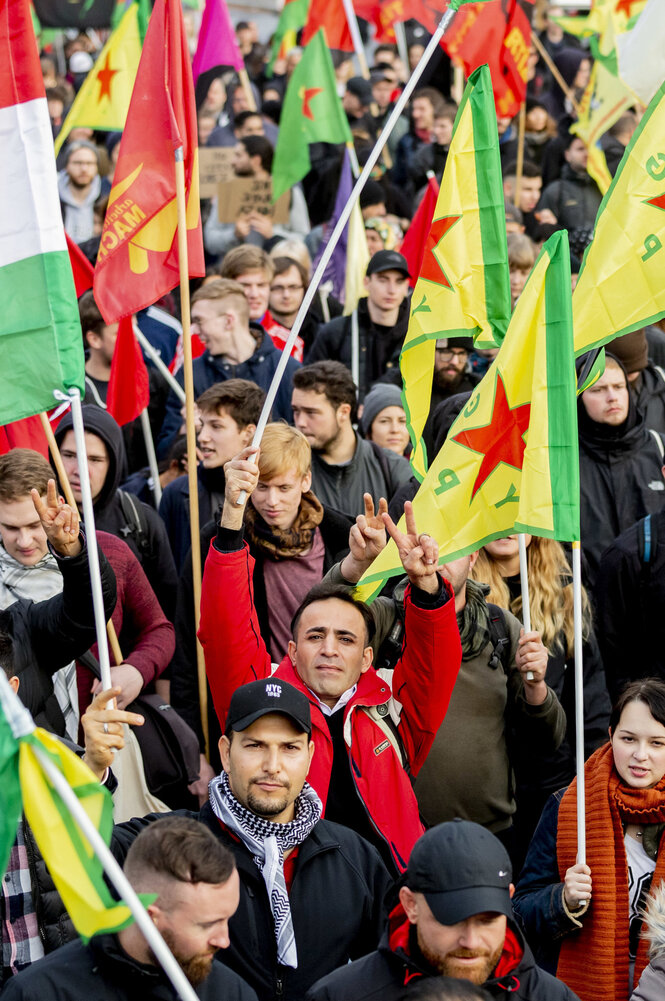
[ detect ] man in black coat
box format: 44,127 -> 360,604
306,820 -> 579,1001
111,681 -> 392,1001
3,817 -> 258,1001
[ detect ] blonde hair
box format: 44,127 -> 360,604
258,423 -> 311,481
471,536 -> 591,657
191,278 -> 249,325
507,232 -> 537,271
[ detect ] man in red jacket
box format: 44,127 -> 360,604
199,445 -> 462,874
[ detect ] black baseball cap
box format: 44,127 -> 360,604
406,820 -> 513,925
366,249 -> 411,278
225,679 -> 311,735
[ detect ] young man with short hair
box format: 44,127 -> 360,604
159,379 -> 265,571
112,680 -> 392,1001
307,251 -> 411,401
157,277 -> 300,457
4,817 -> 255,1001
291,361 -> 412,518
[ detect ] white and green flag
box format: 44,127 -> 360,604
0,0 -> 84,424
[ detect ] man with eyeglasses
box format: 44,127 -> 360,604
57,140 -> 104,244
268,257 -> 325,360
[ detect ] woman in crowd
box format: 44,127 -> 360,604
513,679 -> 665,1001
360,384 -> 411,457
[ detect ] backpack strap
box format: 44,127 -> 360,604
486,603 -> 512,674
648,428 -> 665,461
361,702 -> 410,775
117,489 -> 150,559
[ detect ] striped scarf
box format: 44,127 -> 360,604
209,770 -> 322,968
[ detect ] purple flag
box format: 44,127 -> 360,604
192,0 -> 244,81
312,147 -> 353,303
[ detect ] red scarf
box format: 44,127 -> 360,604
556,743 -> 665,1000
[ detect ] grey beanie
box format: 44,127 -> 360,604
360,383 -> 404,435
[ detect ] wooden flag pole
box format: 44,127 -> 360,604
531,32 -> 582,118
572,539 -> 586,864
40,410 -> 124,671
514,100 -> 527,209
174,146 -> 209,761
239,68 -> 257,111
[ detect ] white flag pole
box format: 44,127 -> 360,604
518,533 -> 534,680
0,671 -> 199,1001
572,539 -> 586,864
55,388 -> 113,692
237,4 -> 459,505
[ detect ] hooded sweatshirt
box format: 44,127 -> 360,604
55,406 -> 177,620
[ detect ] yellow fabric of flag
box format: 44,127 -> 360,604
20,728 -> 141,941
572,60 -> 632,194
343,199 -> 370,315
573,77 -> 665,355
356,231 -> 578,602
54,3 -> 142,155
400,64 -> 511,482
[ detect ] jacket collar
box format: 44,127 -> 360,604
274,657 -> 393,713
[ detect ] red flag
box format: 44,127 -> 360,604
66,234 -> 94,295
106,316 -> 150,425
444,0 -> 534,118
399,175 -> 440,288
93,0 -> 204,322
301,0 -> 353,51
0,416 -> 49,458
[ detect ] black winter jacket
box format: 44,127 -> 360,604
305,906 -> 579,1001
538,165 -> 602,232
307,298 -> 410,401
5,536 -> 116,735
595,508 -> 665,700
55,406 -> 177,620
170,506 -> 352,764
111,804 -> 392,1001
309,435 -> 412,519
1,931 -> 258,1001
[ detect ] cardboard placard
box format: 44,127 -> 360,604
198,147 -> 236,198
216,177 -> 290,225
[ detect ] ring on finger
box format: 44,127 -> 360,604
103,722 -> 109,734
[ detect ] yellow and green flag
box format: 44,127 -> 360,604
400,63 -> 511,482
0,670 -> 149,942
356,231 -> 578,602
54,1 -> 142,156
573,76 -> 665,355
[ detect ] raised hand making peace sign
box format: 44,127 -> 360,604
382,501 -> 440,594
31,479 -> 82,558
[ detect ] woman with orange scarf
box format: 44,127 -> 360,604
513,679 -> 665,1001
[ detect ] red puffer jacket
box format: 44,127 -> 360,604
199,539 -> 462,872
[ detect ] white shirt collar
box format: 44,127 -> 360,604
307,684 -> 357,717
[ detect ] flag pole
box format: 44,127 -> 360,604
132,323 -> 187,403
340,0 -> 370,77
54,389 -> 113,693
41,408 -> 125,671
139,409 -> 163,507
174,146 -> 209,761
237,4 -> 459,504
514,100 -> 527,208
518,533 -> 534,681
572,539 -> 586,864
238,68 -> 257,111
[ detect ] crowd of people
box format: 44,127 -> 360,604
3,3 -> 665,1001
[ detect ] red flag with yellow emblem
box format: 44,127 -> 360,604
93,0 -> 204,322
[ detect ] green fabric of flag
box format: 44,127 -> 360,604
272,29 -> 352,202
267,0 -> 309,76
0,705 -> 21,879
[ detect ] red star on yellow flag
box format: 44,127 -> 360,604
96,53 -> 119,102
419,214 -> 461,288
301,86 -> 323,120
453,372 -> 531,499
646,191 -> 665,212
614,0 -> 641,15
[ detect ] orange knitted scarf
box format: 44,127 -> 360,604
556,743 -> 665,1001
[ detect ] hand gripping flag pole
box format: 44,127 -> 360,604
237,1 -> 461,505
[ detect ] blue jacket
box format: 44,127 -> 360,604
157,329 -> 300,457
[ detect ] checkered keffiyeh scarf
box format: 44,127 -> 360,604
209,770 -> 322,969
